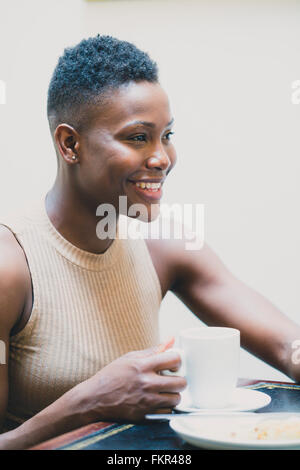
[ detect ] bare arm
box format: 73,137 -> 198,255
0,226 -> 30,432
171,242 -> 300,380
148,236 -> 300,381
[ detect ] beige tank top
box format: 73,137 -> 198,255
0,197 -> 162,430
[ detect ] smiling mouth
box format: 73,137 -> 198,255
127,180 -> 163,201
132,181 -> 161,191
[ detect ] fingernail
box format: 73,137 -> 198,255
164,336 -> 175,347
157,336 -> 175,353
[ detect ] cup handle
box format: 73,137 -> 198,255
160,347 -> 186,377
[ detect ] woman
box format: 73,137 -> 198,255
0,35 -> 299,449
0,35 -> 186,449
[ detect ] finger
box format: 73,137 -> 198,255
144,350 -> 182,372
152,375 -> 187,393
160,366 -> 180,374
131,337 -> 175,359
157,392 -> 182,409
151,408 -> 173,415
156,336 -> 175,353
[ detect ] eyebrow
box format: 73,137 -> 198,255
122,118 -> 174,130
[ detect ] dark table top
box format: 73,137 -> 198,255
31,379 -> 300,450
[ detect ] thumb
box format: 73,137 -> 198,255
143,336 -> 175,357
156,336 -> 175,353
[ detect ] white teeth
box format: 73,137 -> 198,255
135,181 -> 161,190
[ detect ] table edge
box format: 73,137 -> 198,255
30,378 -> 295,450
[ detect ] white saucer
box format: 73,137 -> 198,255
170,412 -> 300,450
175,387 -> 271,413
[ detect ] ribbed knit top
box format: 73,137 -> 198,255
0,196 -> 162,430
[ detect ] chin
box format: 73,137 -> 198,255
136,202 -> 160,223
125,198 -> 160,223
148,203 -> 160,222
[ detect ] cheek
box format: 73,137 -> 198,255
105,144 -> 141,181
167,146 -> 177,169
82,137 -> 135,180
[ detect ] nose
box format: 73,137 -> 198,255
146,144 -> 172,172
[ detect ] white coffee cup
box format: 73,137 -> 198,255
163,327 -> 240,409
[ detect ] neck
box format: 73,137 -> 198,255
45,179 -> 118,255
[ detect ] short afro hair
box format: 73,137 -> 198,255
47,35 -> 159,133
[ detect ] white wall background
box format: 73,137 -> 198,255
0,0 -> 300,381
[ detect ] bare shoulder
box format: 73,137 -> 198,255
146,235 -> 232,297
145,238 -> 176,297
0,225 -> 30,331
145,235 -> 208,297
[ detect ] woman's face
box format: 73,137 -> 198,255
75,81 -> 177,221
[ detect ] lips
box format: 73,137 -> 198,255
127,179 -> 163,202
128,178 -> 165,184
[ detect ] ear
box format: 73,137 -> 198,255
54,124 -> 81,164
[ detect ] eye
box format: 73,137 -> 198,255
129,134 -> 147,142
164,131 -> 175,141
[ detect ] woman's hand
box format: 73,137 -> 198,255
72,339 -> 187,423
0,338 -> 186,449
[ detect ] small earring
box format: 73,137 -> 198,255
71,155 -> 77,161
